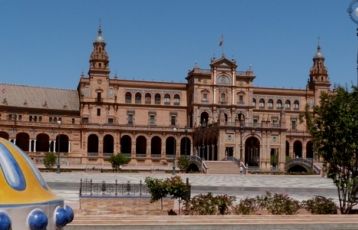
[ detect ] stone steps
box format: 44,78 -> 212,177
204,161 -> 241,174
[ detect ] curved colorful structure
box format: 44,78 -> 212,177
0,138 -> 73,230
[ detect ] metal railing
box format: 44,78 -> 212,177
79,179 -> 150,198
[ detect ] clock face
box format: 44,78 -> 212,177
348,0 -> 358,24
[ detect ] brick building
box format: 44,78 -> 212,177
0,27 -> 330,172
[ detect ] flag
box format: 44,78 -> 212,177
219,35 -> 224,47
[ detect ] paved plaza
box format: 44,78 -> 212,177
44,172 -> 338,205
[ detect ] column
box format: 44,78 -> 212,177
302,140 -> 307,159
53,140 -> 56,153
289,141 -> 294,159
68,141 -> 71,153
49,141 -> 52,152
206,144 -> 209,160
28,140 -> 31,152
34,140 -> 37,153
131,139 -> 136,158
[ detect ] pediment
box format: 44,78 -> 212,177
210,56 -> 237,69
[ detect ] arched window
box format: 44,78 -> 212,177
173,94 -> 180,105
135,93 -> 142,104
285,100 -> 291,109
125,92 -> 132,104
259,99 -> 265,108
268,99 -> 273,109
252,98 -> 256,107
276,99 -> 282,109
155,94 -> 161,104
294,100 -> 299,110
217,75 -> 231,85
164,94 -> 170,105
145,93 -> 151,104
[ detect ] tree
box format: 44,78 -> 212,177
305,87 -> 358,214
145,177 -> 169,210
108,154 -> 130,172
43,152 -> 56,169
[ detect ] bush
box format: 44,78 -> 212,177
185,193 -> 235,215
186,193 -> 218,215
43,152 -> 56,169
233,198 -> 258,215
216,194 -> 235,215
177,156 -> 190,172
257,192 -> 300,215
302,196 -> 337,214
108,154 -> 130,171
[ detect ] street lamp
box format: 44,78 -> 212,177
238,113 -> 245,161
184,127 -> 188,156
172,127 -> 177,175
348,0 -> 358,86
56,120 -> 62,174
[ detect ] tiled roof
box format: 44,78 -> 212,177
0,84 -> 79,111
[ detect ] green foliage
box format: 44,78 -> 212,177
108,154 -> 130,171
233,198 -> 258,215
270,154 -> 278,167
256,192 -> 300,215
185,193 -> 235,215
145,176 -> 190,212
145,177 -> 168,209
43,152 -> 56,169
216,194 -> 235,215
177,156 -> 190,171
302,196 -> 337,214
305,87 -> 358,214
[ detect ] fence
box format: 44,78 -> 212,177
79,179 -> 151,198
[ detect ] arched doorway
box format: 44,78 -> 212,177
36,133 -> 49,152
293,140 -> 302,158
0,131 -> 9,140
120,135 -> 131,154
151,136 -> 161,156
180,137 -> 191,156
56,134 -> 69,153
16,132 -> 29,151
87,134 -> 99,156
200,112 -> 209,127
166,136 -> 176,157
306,141 -> 313,159
245,137 -> 260,167
103,134 -> 114,156
136,136 -> 146,156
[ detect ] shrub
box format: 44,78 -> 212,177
186,193 -> 218,215
43,152 -> 56,169
302,196 -> 337,214
185,193 -> 235,215
177,156 -> 190,172
257,192 -> 300,215
216,194 -> 235,215
234,198 -> 258,215
108,154 -> 130,171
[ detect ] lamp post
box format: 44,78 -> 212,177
172,127 -> 177,175
238,113 -> 245,161
184,127 -> 188,156
56,120 -> 62,174
348,0 -> 358,86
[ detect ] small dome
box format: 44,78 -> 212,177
95,25 -> 105,43
314,45 -> 324,58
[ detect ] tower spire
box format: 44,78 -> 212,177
308,43 -> 330,90
88,24 -> 110,77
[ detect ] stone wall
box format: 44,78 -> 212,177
79,197 -> 175,215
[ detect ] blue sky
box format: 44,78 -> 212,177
0,0 -> 356,89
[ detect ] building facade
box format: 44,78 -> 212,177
0,27 -> 330,172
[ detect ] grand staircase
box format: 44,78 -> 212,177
204,161 -> 242,174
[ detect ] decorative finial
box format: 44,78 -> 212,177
95,20 -> 104,42
315,37 -> 323,58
